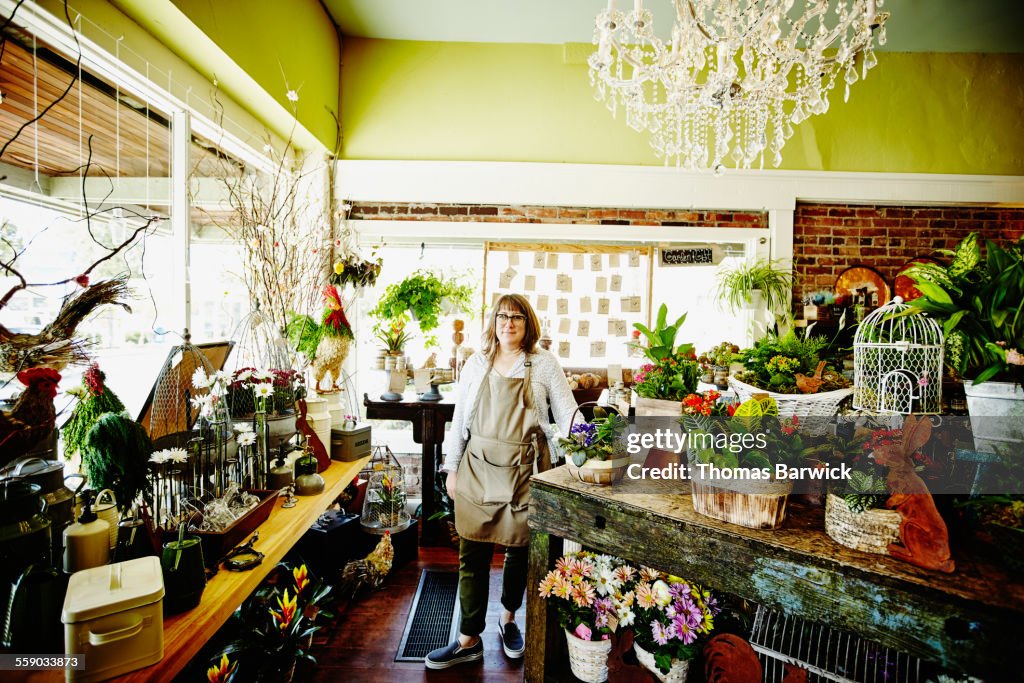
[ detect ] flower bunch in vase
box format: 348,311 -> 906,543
226,368 -> 304,418
373,318 -> 412,356
631,568 -> 720,681
680,390 -> 736,419
538,552 -> 638,683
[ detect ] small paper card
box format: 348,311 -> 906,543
558,318 -> 571,334
536,294 -> 549,311
573,254 -> 584,269
580,297 -> 593,313
609,254 -> 621,268
525,275 -> 536,291
578,320 -> 590,337
610,274 -> 622,291
533,252 -> 546,268
547,253 -> 559,269
508,251 -> 520,266
558,341 -> 570,358
629,252 -> 641,268
499,267 -> 517,289
614,320 -> 628,336
598,298 -> 610,314
608,364 -> 623,385
591,341 -> 606,357
413,368 -> 432,393
389,370 -> 407,393
557,298 -> 569,315
491,292 -> 501,307
607,319 -> 618,335
556,273 -> 573,293
621,296 -> 641,313
591,254 -> 602,271
596,277 -> 608,292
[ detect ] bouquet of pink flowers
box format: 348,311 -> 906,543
537,552 -> 639,642
630,567 -> 720,674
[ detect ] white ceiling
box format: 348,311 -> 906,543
324,0 -> 1024,53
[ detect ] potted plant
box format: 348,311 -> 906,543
630,569 -> 721,682
369,269 -> 474,341
214,562 -> 331,682
537,551 -> 637,683
559,404 -> 630,485
823,423 -> 904,555
902,233 -> 1024,452
373,318 -> 413,357
707,341 -> 739,389
685,396 -> 824,529
714,258 -> 794,322
630,305 -> 700,415
330,254 -> 381,290
730,330 -> 853,430
366,467 -> 408,530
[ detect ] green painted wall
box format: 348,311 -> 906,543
170,0 -> 341,151
341,39 -> 1024,175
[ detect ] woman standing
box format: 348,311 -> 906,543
425,293 -> 577,670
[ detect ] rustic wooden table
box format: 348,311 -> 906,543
23,457 -> 369,683
524,465 -> 1024,681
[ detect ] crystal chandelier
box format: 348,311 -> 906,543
589,0 -> 889,170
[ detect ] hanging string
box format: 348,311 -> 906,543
76,13 -> 83,217
145,63 -> 150,212
115,35 -> 123,181
31,34 -> 40,193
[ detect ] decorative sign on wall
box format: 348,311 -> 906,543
659,245 -> 723,267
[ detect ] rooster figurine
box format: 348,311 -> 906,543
0,367 -> 61,466
311,285 -> 353,390
338,531 -> 393,600
0,277 -> 130,373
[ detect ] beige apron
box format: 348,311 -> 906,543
455,356 -> 550,547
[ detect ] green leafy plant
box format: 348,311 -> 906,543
734,329 -> 850,394
901,233 -> 1024,384
686,398 -> 815,471
373,318 -> 413,353
81,412 -> 152,512
61,364 -> 126,460
369,270 -> 474,333
630,304 -> 694,361
330,255 -> 381,289
558,408 -> 627,467
714,258 -> 794,319
632,358 -> 701,401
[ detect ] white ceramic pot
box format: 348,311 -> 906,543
634,641 -> 691,683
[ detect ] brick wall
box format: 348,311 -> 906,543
349,202 -> 767,228
794,203 -> 1024,303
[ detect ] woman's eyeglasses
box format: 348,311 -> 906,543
496,312 -> 527,325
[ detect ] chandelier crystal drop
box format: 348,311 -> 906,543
589,0 -> 889,170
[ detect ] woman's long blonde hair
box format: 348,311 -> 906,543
482,293 -> 541,360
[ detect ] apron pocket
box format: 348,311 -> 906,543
461,441 -> 534,506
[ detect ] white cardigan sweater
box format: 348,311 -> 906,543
441,349 -> 578,474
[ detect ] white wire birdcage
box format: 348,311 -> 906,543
225,304 -> 303,419
853,297 -> 944,415
360,445 -> 411,533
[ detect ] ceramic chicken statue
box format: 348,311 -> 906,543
338,531 -> 393,600
0,367 -> 61,466
311,285 -> 353,390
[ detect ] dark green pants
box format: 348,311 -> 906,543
458,538 -> 529,637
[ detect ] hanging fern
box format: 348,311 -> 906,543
61,364 -> 126,460
81,412 -> 153,512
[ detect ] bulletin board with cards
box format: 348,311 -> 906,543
483,242 -> 653,365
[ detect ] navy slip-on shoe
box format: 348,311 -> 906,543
498,621 -> 525,659
424,638 -> 484,670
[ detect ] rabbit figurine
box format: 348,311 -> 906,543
872,415 -> 955,573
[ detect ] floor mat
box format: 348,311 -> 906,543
395,569 -> 461,661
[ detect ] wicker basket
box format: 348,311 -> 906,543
566,456 -> 631,485
824,492 -> 901,555
634,642 -> 692,683
689,473 -> 793,529
727,376 -> 852,434
565,629 -> 612,683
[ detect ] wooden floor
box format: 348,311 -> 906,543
306,545 -> 526,683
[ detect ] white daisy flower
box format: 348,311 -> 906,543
237,432 -> 256,447
234,422 -> 254,433
149,450 -> 169,464
215,370 -> 232,384
235,369 -> 252,383
254,383 -> 274,398
286,89 -> 299,102
167,448 -> 189,463
615,606 -> 635,628
191,367 -> 210,389
253,369 -> 275,382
